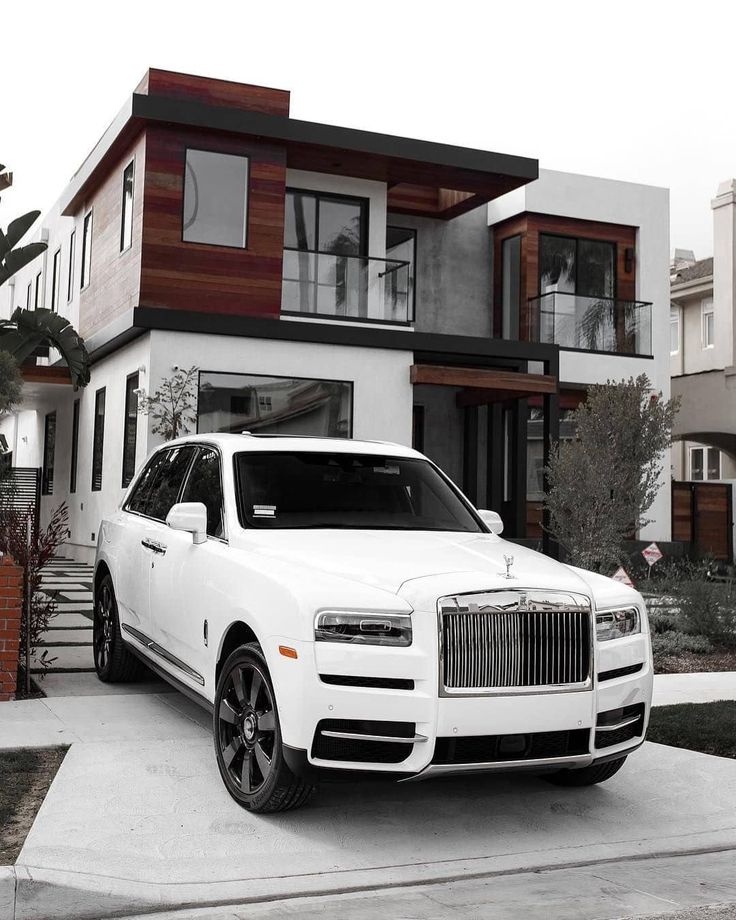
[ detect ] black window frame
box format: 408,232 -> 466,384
70,398 -> 80,494
91,387 -> 106,492
121,372 -> 139,488
181,147 -> 250,250
34,270 -> 43,308
386,224 -> 417,321
67,229 -> 76,301
26,282 -> 32,308
41,411 -> 56,496
538,232 -> 618,299
120,160 -> 135,253
284,187 -> 369,257
51,247 -> 61,312
123,444 -> 198,522
81,211 -> 93,289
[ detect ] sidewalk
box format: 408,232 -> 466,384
652,671 -> 736,707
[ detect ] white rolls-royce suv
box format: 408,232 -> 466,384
94,433 -> 653,812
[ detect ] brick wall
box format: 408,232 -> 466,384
0,554 -> 24,702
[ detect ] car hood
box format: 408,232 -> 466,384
245,529 -> 628,605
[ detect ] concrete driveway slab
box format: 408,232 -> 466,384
653,672 -> 736,706
13,729 -> 736,920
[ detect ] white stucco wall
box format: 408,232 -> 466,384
488,169 -> 672,542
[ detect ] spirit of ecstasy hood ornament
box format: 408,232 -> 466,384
503,554 -> 515,579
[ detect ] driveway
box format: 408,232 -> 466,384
2,684 -> 736,920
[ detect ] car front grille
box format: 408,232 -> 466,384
440,589 -> 592,693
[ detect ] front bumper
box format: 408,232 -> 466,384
266,622 -> 653,781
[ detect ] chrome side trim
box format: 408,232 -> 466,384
595,715 -> 642,733
320,730 -> 427,744
121,623 -> 205,686
403,753 -> 594,781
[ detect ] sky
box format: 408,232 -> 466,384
2,0 -> 733,260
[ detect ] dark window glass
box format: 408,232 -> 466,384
707,447 -> 721,480
67,230 -> 76,301
81,212 -> 93,288
126,452 -> 169,515
284,190 -> 366,255
539,235 -> 576,295
412,405 -> 425,454
183,149 -> 249,247
577,239 -> 615,298
386,226 -> 415,321
121,162 -> 134,251
501,235 -> 521,339
26,283 -> 32,307
198,371 -> 352,438
691,448 -> 703,481
70,399 -> 80,493
539,234 -> 616,299
138,446 -> 196,521
34,270 -> 43,308
42,412 -> 56,495
122,373 -> 139,487
181,448 -> 224,538
51,249 -> 61,312
235,452 -> 482,532
91,388 -> 105,491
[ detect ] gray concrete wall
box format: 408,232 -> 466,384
388,205 -> 492,338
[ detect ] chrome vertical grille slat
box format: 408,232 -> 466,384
439,589 -> 592,695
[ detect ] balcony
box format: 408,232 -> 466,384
526,293 -> 652,356
281,248 -> 413,325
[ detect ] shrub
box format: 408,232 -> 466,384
675,580 -> 736,648
652,630 -> 713,659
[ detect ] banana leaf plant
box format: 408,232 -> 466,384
0,308 -> 90,387
0,206 -> 47,288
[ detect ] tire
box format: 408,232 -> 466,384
93,574 -> 143,682
543,755 -> 627,787
213,643 -> 315,813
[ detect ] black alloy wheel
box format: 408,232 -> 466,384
93,573 -> 142,682
93,581 -> 114,674
213,644 -> 315,812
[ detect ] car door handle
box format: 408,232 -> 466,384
141,539 -> 167,555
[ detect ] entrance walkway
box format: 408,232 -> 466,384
35,558 -> 95,680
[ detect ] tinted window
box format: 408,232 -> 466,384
91,388 -> 105,491
183,150 -> 249,247
235,452 -> 482,532
127,446 -> 195,521
181,448 -> 225,538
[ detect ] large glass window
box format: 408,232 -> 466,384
526,406 -> 577,501
91,388 -> 105,491
121,373 -> 139,488
126,446 -> 196,520
181,448 -> 225,538
81,212 -> 93,289
235,452 -> 483,532
198,371 -> 352,438
539,234 -> 615,298
42,412 -> 56,495
501,235 -> 521,339
120,161 -> 134,252
69,399 -> 80,494
183,149 -> 249,247
51,248 -> 61,312
282,190 -> 368,317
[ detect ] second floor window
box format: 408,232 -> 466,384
122,373 -> 139,488
183,149 -> 249,247
81,211 -> 93,289
34,270 -> 43,308
67,230 -> 76,301
42,412 -> 56,495
539,234 -> 616,300
702,298 -> 715,348
91,388 -> 106,491
670,306 -> 680,355
51,248 -> 61,312
691,446 -> 721,481
26,282 -> 32,307
121,161 -> 134,252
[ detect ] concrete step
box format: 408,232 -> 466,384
47,613 -> 92,628
40,629 -> 92,645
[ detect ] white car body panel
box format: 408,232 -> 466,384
96,433 -> 653,780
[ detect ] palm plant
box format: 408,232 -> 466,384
0,308 -> 90,388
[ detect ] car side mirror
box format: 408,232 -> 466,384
166,502 -> 208,545
477,509 -> 504,535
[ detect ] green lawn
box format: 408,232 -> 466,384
647,701 -> 736,759
0,747 -> 67,863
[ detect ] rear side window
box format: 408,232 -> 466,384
126,446 -> 196,521
181,448 -> 225,538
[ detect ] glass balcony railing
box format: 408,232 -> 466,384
281,248 -> 413,324
526,292 -> 653,356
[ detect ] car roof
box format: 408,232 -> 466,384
162,433 -> 425,460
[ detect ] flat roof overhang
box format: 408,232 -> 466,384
411,364 -> 558,406
61,93 -> 538,218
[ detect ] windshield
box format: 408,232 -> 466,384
234,451 -> 483,532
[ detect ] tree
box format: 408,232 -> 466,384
543,374 -> 679,572
138,366 -> 199,441
0,350 -> 22,413
0,308 -> 90,388
0,163 -> 47,287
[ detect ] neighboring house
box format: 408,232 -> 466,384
0,69 -> 671,563
670,183 -> 736,485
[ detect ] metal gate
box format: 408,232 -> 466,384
0,467 -> 41,534
672,481 -> 734,561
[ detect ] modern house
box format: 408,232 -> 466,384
0,69 -> 671,564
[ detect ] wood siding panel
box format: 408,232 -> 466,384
139,126 -> 287,318
78,132 -> 146,339
140,68 -> 290,116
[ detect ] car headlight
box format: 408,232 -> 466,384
315,612 -> 412,647
595,607 -> 641,641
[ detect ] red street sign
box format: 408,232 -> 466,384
642,542 -> 663,567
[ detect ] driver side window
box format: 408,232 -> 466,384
181,448 -> 225,539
